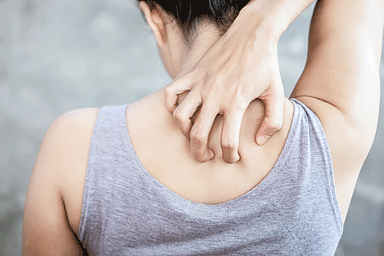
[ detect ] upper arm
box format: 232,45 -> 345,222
292,0 -> 383,131
290,0 -> 383,219
22,108 -> 100,255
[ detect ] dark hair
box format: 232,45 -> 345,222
138,0 -> 250,44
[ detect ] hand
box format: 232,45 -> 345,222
163,2 -> 288,163
165,20 -> 285,163
164,0 -> 315,164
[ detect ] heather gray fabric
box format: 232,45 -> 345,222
78,98 -> 343,255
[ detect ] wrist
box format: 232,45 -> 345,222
238,2 -> 286,45
241,0 -> 315,41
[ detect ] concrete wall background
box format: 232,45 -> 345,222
0,0 -> 383,255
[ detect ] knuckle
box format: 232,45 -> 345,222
209,76 -> 224,90
205,91 -> 217,102
233,88 -> 248,111
214,78 -> 224,87
164,85 -> 174,98
173,108 -> 186,122
190,128 -> 206,146
212,82 -> 223,93
221,138 -> 236,150
267,119 -> 283,131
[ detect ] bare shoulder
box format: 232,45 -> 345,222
49,107 -> 101,236
40,107 -> 101,157
22,107 -> 100,255
56,107 -> 101,130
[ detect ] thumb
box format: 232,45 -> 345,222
164,73 -> 194,113
256,82 -> 284,146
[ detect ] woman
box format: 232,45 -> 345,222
22,0 -> 383,255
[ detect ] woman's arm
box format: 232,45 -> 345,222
291,0 -> 383,220
22,109 -> 99,255
164,0 -> 316,163
22,116 -> 83,255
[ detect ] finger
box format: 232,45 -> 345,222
220,106 -> 246,164
164,73 -> 194,113
173,91 -> 202,137
190,103 -> 220,163
256,82 -> 284,146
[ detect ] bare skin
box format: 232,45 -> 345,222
22,0 -> 383,254
165,0 -> 316,164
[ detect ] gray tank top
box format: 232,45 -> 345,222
78,98 -> 343,255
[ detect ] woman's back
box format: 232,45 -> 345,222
124,91 -> 294,205
63,90 -> 295,240
21,0 -> 382,254
73,93 -> 342,255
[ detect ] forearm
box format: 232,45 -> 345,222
233,0 -> 316,42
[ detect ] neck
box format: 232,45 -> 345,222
173,25 -> 221,80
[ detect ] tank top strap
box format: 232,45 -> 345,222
78,100 -> 343,255
78,104 -> 130,244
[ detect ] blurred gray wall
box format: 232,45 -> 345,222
0,0 -> 383,255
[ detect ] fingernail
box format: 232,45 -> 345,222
257,135 -> 270,146
207,149 -> 214,160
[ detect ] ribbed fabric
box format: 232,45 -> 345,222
78,98 -> 343,255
